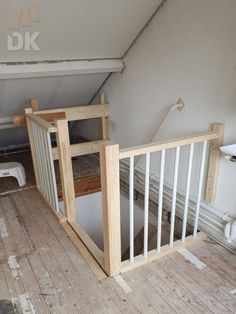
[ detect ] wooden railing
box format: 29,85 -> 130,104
25,110 -> 61,220
25,94 -> 116,276
25,98 -> 224,276
100,123 -> 224,274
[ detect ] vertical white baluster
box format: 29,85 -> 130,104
47,132 -> 59,211
31,122 -> 42,189
42,130 -> 54,207
182,143 -> 194,242
193,141 -> 207,237
129,156 -> 134,262
157,149 -> 165,252
143,153 -> 150,258
169,147 -> 180,247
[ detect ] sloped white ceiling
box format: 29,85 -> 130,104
0,0 -> 162,147
0,0 -> 160,62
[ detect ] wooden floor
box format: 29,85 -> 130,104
0,152 -> 101,198
0,189 -> 235,313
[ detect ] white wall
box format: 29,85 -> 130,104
100,0 -> 236,218
59,193 -> 144,253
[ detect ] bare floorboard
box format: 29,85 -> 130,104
0,188 -> 235,314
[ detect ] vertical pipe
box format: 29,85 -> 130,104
129,156 -> 134,262
182,143 -> 194,242
193,141 -> 207,237
157,149 -> 165,252
143,153 -> 150,258
169,147 -> 180,247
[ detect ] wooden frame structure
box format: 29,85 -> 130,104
25,96 -> 224,277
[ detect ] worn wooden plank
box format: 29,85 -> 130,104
170,250 -> 236,312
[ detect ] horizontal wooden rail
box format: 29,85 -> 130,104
119,131 -> 218,159
13,112 -> 66,127
26,113 -> 57,132
14,104 -> 109,126
52,140 -> 111,160
69,221 -> 104,267
34,104 -> 109,122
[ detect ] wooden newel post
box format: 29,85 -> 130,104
205,123 -> 224,204
55,119 -> 76,222
100,144 -> 121,276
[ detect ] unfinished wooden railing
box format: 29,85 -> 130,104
25,97 -> 224,277
25,109 -> 60,216
25,94 -> 116,276
101,123 -> 224,274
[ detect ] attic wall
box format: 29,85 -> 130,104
98,0 -> 236,218
0,73 -> 107,147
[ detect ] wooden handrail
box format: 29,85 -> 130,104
119,131 -> 218,159
26,113 -> 57,133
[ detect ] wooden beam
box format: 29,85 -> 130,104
55,119 -> 76,222
61,222 -> 106,280
100,144 -> 121,276
26,113 -> 57,132
205,123 -> 224,204
121,232 -> 207,273
0,59 -> 124,79
13,112 -> 66,127
100,93 -> 110,140
119,131 -> 218,159
52,140 -> 110,160
30,99 -> 39,112
69,221 -> 104,268
33,104 -> 109,121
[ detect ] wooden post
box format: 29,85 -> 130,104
55,119 -> 76,222
205,123 -> 224,204
100,93 -> 110,140
100,144 -> 121,276
30,99 -> 39,112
